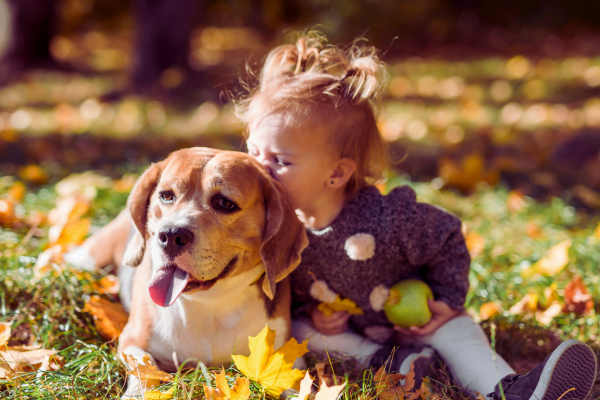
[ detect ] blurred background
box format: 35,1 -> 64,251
1,0 -> 600,208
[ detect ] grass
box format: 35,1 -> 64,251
1,172 -> 599,399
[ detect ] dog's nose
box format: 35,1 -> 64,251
158,226 -> 194,256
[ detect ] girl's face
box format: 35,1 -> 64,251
246,112 -> 338,211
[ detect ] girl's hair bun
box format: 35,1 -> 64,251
258,30 -> 387,106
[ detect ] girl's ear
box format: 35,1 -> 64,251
328,158 -> 356,188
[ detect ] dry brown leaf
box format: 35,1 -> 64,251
315,361 -> 335,387
563,275 -> 594,315
479,302 -> 502,320
84,295 -> 128,341
0,348 -> 64,379
314,379 -> 346,400
376,362 -> 424,400
466,232 -> 485,258
122,353 -> 174,390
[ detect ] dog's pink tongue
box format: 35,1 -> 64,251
147,266 -> 190,307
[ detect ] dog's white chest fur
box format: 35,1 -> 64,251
147,283 -> 285,370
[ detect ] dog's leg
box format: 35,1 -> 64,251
64,209 -> 133,271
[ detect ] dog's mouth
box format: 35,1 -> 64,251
147,256 -> 238,307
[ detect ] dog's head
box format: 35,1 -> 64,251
123,147 -> 308,306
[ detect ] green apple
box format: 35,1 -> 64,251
383,279 -> 434,328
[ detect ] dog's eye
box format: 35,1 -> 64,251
160,191 -> 176,204
212,195 -> 239,213
219,198 -> 236,209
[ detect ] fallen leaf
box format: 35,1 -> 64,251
507,190 -> 527,213
0,322 -> 11,347
465,232 -> 485,258
479,302 -> 502,320
144,386 -> 175,399
113,174 -> 138,193
85,295 -> 128,340
231,325 -> 307,396
315,361 -> 336,387
7,181 -> 26,203
0,348 -> 64,379
522,240 -> 571,277
509,294 -> 538,315
526,222 -> 542,238
0,199 -> 16,226
91,274 -> 120,295
122,353 -> 174,390
534,302 -> 562,326
315,379 -> 346,400
563,276 -> 594,315
203,368 -> 250,400
594,222 -> 600,239
375,361 -> 425,400
317,296 -> 363,317
55,171 -> 113,199
297,371 -> 314,400
18,165 -> 49,185
47,195 -> 91,247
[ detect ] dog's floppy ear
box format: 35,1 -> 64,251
260,176 -> 309,300
122,160 -> 166,267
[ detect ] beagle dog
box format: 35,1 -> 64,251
69,147 -> 308,395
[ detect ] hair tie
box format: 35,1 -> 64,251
294,38 -> 319,74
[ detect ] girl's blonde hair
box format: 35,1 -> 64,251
236,30 -> 389,194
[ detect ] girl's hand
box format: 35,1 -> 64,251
393,299 -> 459,336
311,307 -> 350,335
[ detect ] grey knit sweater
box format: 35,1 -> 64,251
290,185 -> 471,335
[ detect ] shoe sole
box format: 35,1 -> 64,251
530,339 -> 597,400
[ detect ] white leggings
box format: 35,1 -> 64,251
293,315 -> 515,396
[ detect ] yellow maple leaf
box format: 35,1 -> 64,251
122,353 -> 173,390
231,325 -> 307,396
522,240 -> 571,277
203,368 -> 250,400
317,296 -> 363,317
315,379 -> 346,400
144,386 -> 175,400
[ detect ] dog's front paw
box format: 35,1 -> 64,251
121,374 -> 144,399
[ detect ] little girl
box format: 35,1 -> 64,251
236,31 -> 597,399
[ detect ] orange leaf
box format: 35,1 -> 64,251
507,190 -> 526,213
92,274 -> 120,295
594,222 -> 600,239
522,240 -> 571,277
479,302 -> 502,320
562,276 -> 594,315
465,232 -> 485,258
526,221 -> 542,238
84,295 -> 128,340
18,165 -> 49,185
0,348 -> 64,379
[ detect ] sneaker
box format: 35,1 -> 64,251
369,344 -> 435,388
488,339 -> 597,400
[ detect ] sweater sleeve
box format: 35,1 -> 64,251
392,189 -> 471,310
